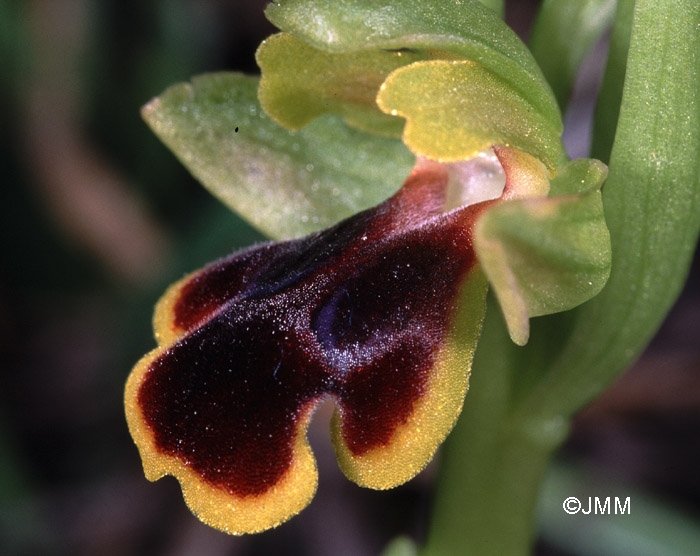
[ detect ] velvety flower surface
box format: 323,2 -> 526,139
126,137 -> 609,534
124,147 -> 552,534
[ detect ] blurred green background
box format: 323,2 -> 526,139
1,1 -> 698,555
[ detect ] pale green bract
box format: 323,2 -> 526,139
475,159 -> 610,345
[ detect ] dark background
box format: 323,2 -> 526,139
2,1 -> 698,554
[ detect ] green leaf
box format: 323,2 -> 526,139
376,60 -> 565,168
519,0 -> 700,418
141,72 -> 414,240
475,159 -> 610,345
262,0 -> 561,140
529,0 -> 617,109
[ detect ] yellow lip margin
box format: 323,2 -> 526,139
124,344 -> 320,535
331,267 -> 488,489
125,268 -> 321,535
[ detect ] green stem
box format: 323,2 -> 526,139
421,304 -> 569,556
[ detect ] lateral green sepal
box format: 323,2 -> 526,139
475,158 -> 610,345
141,72 -> 414,240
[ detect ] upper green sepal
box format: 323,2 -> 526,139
475,158 -> 611,345
141,72 -> 413,240
259,0 -> 563,166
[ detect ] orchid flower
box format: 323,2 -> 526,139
124,0 -> 612,536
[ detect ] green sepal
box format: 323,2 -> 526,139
475,158 -> 610,345
377,60 -> 565,169
261,0 -> 561,151
141,72 -> 414,240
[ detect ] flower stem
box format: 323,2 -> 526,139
421,303 -> 568,556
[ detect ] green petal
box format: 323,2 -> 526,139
262,0 -> 561,140
377,60 -> 565,169
475,158 -> 610,345
141,72 -> 413,240
256,32 -> 423,136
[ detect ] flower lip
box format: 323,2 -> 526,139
125,154 -> 499,534
126,141 -> 589,535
